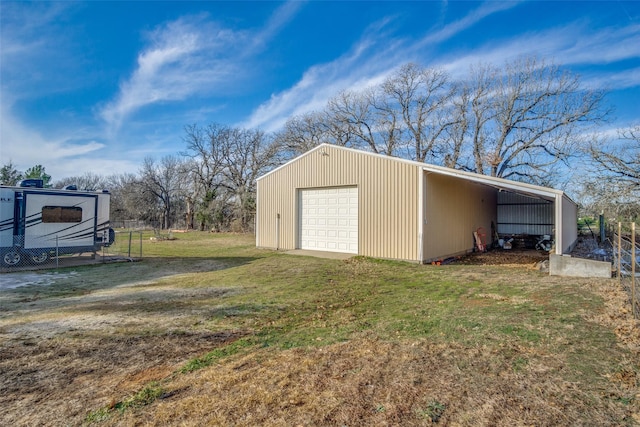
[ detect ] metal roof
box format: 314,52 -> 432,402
260,143 -> 572,203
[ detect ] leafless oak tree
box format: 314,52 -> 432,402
590,125 -> 640,192
182,123 -> 281,231
327,88 -> 395,154
382,63 -> 457,162
139,155 -> 188,229
275,111 -> 353,157
583,125 -> 640,218
288,57 -> 608,186
459,57 -> 609,183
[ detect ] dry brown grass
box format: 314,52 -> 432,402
112,335 -> 633,426
1,233 -> 638,426
0,329 -> 245,426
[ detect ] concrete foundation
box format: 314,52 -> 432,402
549,254 -> 612,278
285,249 -> 354,260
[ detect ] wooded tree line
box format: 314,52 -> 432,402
1,56 -> 638,229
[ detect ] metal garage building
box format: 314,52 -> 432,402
256,144 -> 577,263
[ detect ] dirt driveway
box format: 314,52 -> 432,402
0,259 -> 246,426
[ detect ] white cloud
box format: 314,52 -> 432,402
244,1 -> 640,134
0,99 -> 108,178
100,1 -> 303,132
437,22 -> 640,81
584,68 -> 640,91
252,1 -> 305,51
243,1 -> 521,132
99,16 -> 242,131
1,1 -> 303,179
418,0 -> 522,47
241,31 -> 401,132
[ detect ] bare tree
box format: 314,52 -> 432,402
182,123 -> 281,231
53,172 -> 108,190
441,84 -> 471,168
590,125 -> 640,192
275,112 -> 326,155
139,155 -> 188,230
382,63 -> 457,162
466,57 -> 608,182
462,64 -> 495,175
106,173 -> 154,225
221,128 -> 280,231
584,124 -> 640,219
327,88 -> 397,155
183,123 -> 228,195
577,178 -> 640,221
274,109 -> 355,158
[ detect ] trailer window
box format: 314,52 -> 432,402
42,206 -> 83,223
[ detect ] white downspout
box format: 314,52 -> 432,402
276,213 -> 280,250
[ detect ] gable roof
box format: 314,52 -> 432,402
259,143 -> 572,203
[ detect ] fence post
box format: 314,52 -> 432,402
632,222 -> 637,319
128,231 -> 133,258
618,222 -> 622,286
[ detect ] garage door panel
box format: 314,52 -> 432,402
299,186 -> 358,254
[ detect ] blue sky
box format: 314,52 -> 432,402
1,1 -> 639,181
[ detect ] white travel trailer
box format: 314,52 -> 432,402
0,180 -> 114,267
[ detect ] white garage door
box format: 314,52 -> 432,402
299,186 -> 358,253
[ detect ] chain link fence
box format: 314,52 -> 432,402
611,222 -> 639,319
1,230 -> 143,272
101,230 -> 144,262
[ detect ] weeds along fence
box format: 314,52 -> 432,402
611,222 -> 639,319
0,230 -> 143,272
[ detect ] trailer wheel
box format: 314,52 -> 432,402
3,251 -> 21,266
31,251 -> 49,264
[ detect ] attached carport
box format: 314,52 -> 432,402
419,164 -> 578,256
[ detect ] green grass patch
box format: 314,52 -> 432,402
85,382 -> 164,423
180,338 -> 255,373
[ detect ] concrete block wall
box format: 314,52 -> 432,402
549,254 -> 612,278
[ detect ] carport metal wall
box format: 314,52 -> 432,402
421,172 -> 497,261
256,144 -> 421,261
497,192 -> 554,236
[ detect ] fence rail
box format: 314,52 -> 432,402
611,222 -> 638,319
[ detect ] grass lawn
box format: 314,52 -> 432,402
0,232 -> 638,426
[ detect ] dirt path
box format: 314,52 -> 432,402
0,265 -> 245,426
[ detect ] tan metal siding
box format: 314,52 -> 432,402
423,173 -> 497,261
256,145 -> 420,261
